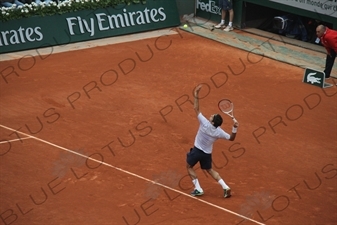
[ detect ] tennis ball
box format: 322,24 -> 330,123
183,24 -> 188,28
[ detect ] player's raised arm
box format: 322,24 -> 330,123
229,120 -> 239,141
193,84 -> 202,115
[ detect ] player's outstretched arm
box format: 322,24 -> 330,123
194,84 -> 202,116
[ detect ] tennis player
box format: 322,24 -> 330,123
186,84 -> 239,198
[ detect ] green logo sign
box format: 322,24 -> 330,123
303,68 -> 333,88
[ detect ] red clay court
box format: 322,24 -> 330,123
0,28 -> 336,225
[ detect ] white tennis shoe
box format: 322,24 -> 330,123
214,23 -> 225,29
224,25 -> 234,32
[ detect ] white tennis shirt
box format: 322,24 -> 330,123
194,113 -> 230,154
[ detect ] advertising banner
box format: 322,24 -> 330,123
0,0 -> 180,54
195,0 -> 221,23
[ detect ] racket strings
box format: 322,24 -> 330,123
219,100 -> 233,113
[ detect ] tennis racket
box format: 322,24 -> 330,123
218,99 -> 237,122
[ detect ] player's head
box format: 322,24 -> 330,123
210,114 -> 223,128
316,25 -> 326,38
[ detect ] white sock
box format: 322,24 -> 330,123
221,20 -> 225,25
192,179 -> 203,192
228,22 -> 233,27
218,179 -> 229,189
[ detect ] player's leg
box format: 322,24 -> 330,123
215,0 -> 226,28
206,168 -> 232,198
186,147 -> 204,196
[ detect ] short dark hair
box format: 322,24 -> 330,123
212,114 -> 223,128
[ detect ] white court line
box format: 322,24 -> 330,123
0,124 -> 265,225
0,137 -> 31,144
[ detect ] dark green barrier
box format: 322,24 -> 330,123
0,0 -> 180,54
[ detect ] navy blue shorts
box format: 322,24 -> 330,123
186,147 -> 212,170
219,0 -> 233,10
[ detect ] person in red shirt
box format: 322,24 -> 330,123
316,25 -> 337,79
